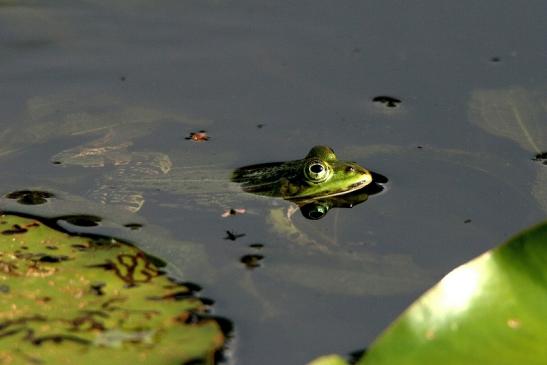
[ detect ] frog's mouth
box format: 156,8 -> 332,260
294,177 -> 372,201
347,179 -> 370,191
323,178 -> 371,198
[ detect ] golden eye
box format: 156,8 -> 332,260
304,159 -> 329,182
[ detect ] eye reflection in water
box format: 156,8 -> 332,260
295,171 -> 388,220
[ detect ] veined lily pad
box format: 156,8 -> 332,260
0,214 -> 226,364
468,87 -> 547,154
308,221 -> 547,365
468,87 -> 547,212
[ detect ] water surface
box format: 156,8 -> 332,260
1,1 -> 546,364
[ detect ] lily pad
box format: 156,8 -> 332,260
307,221 -> 547,364
356,221 -> 547,364
0,214 -> 226,364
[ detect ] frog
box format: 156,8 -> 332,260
231,145 -> 373,202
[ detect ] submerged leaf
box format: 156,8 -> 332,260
267,209 -> 431,296
468,87 -> 547,153
468,87 -> 547,214
533,168 -> 547,214
0,214 -> 225,364
357,221 -> 547,365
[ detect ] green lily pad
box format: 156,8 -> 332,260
0,214 -> 225,364
357,221 -> 547,365
307,221 -> 547,365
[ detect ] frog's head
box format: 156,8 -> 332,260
232,145 -> 373,201
290,145 -> 373,200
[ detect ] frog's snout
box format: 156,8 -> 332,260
344,163 -> 372,189
352,163 -> 371,178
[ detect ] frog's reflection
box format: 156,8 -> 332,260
294,171 -> 388,220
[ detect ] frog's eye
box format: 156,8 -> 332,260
304,159 -> 330,183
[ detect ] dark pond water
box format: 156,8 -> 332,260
1,1 -> 546,364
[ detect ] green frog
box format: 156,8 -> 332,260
232,145 -> 373,202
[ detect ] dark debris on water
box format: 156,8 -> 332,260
248,243 -> 264,249
5,190 -> 55,205
224,230 -> 245,241
124,223 -> 143,230
372,95 -> 401,108
532,152 -> 547,165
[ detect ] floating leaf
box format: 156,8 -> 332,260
0,214 -> 225,364
355,221 -> 547,365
